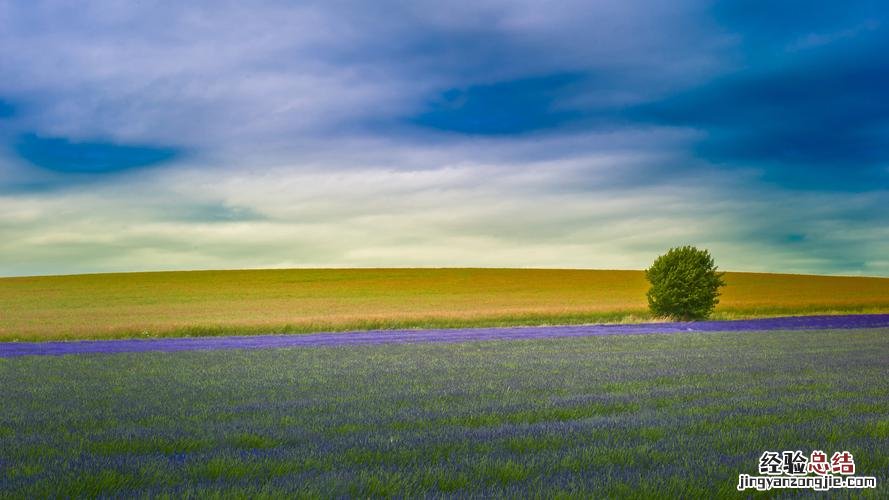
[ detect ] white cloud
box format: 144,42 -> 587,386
3,133 -> 887,276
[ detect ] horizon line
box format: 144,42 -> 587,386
3,266 -> 888,280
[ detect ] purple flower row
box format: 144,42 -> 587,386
2,313 -> 888,358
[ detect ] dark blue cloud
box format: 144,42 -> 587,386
0,99 -> 14,119
411,73 -> 590,135
15,134 -> 180,174
630,27 -> 889,190
404,1 -> 889,191
712,0 -> 884,51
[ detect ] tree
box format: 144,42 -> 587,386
645,246 -> 726,321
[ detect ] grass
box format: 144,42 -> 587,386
1,328 -> 886,496
1,268 -> 889,341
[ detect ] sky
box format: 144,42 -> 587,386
1,0 -> 888,277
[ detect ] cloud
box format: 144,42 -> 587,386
2,135 -> 887,277
411,73 -> 588,135
0,1 -> 725,151
0,99 -> 14,119
711,0 -> 884,52
15,133 -> 180,174
630,30 -> 889,190
0,0 -> 886,276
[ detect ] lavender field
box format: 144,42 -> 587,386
3,313 -> 888,358
1,327 -> 887,497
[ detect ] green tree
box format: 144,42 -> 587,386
645,246 -> 726,320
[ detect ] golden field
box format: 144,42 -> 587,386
1,268 -> 888,341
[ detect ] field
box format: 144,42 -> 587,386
2,268 -> 889,341
1,328 -> 886,497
